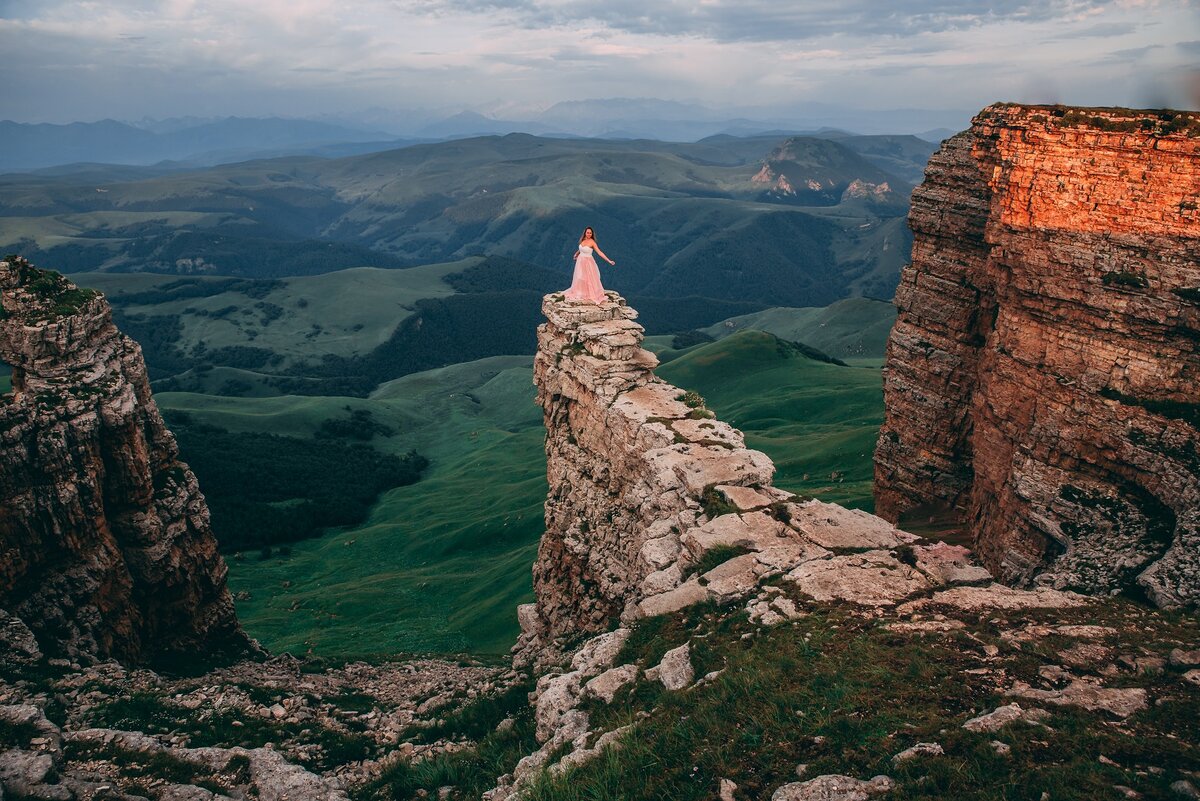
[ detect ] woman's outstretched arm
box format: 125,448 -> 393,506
592,243 -> 615,265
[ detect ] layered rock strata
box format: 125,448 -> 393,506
522,292 -> 1029,657
875,104 -> 1200,606
0,257 -> 250,664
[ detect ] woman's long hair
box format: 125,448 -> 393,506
579,227 -> 594,244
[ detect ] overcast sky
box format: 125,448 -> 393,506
1,0 -> 1196,125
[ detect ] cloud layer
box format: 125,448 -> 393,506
1,0 -> 1195,124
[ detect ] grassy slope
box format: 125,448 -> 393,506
699,296 -> 897,359
518,598 -> 1200,801
158,355 -> 545,657
160,329 -> 884,659
74,260 -> 469,365
658,331 -> 883,509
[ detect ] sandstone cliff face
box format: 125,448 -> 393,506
0,257 -> 250,664
875,105 -> 1200,607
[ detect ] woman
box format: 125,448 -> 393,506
563,226 -> 615,303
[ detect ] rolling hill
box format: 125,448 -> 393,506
700,297 -> 897,359
70,258 -> 768,398
8,131 -> 927,306
155,328 -> 885,658
0,117 -> 408,171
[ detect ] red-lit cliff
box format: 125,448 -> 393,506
875,104 -> 1200,607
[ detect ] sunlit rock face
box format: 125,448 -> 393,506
874,104 -> 1200,607
0,257 -> 251,665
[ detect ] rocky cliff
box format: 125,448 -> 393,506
0,256 -> 250,665
521,291 -> 1005,656
874,104 -> 1200,607
526,292 -> 780,643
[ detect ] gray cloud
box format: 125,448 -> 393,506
1047,21 -> 1139,40
415,0 -> 1119,43
1108,44 -> 1164,60
1,0 -> 1196,124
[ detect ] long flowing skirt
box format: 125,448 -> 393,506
563,252 -> 607,303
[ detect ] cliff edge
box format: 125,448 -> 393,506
0,256 -> 250,665
874,104 -> 1200,607
519,291 -> 1018,660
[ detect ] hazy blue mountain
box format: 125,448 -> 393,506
0,117 -> 401,171
916,127 -> 958,143
813,134 -> 939,185
416,111 -> 563,139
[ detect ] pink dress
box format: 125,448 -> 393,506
563,245 -> 607,303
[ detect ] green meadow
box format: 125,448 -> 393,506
75,260 -> 470,367
699,296 -> 897,359
162,327 -> 885,660
657,331 -> 883,510
158,355 -> 545,658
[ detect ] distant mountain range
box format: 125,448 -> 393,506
1,98 -> 967,172
0,117 -> 417,171
0,131 -> 933,308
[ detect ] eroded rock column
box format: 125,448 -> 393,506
0,257 -> 251,665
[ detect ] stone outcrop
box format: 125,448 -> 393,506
0,257 -> 250,665
874,104 -> 1200,606
526,291 -> 778,645
522,291 -> 1047,659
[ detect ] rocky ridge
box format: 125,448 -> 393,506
521,291 -> 1068,662
479,290 -> 1195,799
874,104 -> 1200,607
0,256 -> 250,665
0,650 -> 516,800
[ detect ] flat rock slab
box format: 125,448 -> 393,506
909,542 -> 993,586
584,664 -> 639,704
714,484 -> 790,510
892,742 -> 944,764
786,501 -> 917,550
1007,679 -> 1147,718
675,419 -> 745,448
646,445 -> 774,496
962,703 -> 1050,733
613,382 -> 694,422
702,553 -> 769,603
886,618 -> 966,634
681,512 -> 791,559
771,774 -> 894,801
570,628 -> 631,674
902,584 -> 1087,613
577,318 -> 644,341
638,579 -> 708,618
786,551 -> 928,607
542,293 -> 634,326
754,541 -> 832,573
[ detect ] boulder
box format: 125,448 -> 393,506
645,644 -> 694,691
